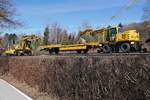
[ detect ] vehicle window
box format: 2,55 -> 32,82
111,28 -> 117,34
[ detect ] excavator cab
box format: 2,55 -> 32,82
106,26 -> 119,42
27,41 -> 32,49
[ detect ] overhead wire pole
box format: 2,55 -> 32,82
143,0 -> 150,20
104,0 -> 141,26
110,0 -> 140,20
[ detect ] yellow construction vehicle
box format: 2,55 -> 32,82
90,26 -> 141,53
78,25 -> 142,53
4,35 -> 41,56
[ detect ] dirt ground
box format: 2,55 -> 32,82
0,73 -> 57,100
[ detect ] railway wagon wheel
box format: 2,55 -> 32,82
102,45 -> 111,53
49,48 -> 59,54
76,50 -> 81,54
76,48 -> 89,54
48,49 -> 52,54
26,51 -> 32,56
16,51 -> 22,56
120,43 -> 130,53
83,49 -> 89,54
54,48 -> 59,54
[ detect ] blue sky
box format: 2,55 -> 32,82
5,0 -> 146,34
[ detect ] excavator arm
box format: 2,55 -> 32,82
4,35 -> 41,56
79,29 -> 93,36
20,35 -> 41,49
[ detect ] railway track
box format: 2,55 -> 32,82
45,52 -> 150,57
3,52 -> 150,57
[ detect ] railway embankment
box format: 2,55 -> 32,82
0,55 -> 150,100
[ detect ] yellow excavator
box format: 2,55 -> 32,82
4,35 -> 41,56
98,26 -> 141,53
80,25 -> 141,53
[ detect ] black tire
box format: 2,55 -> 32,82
97,46 -> 103,53
27,51 -> 32,56
49,49 -> 53,54
102,45 -> 111,53
16,51 -> 22,56
143,48 -> 147,52
97,50 -> 101,53
132,43 -> 141,52
120,43 -> 130,52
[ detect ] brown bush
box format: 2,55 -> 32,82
0,57 -> 9,75
1,55 -> 150,100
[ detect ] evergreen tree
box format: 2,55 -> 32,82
12,34 -> 17,44
3,33 -> 9,48
43,27 -> 49,45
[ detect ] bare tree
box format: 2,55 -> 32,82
0,0 -> 19,28
48,22 -> 74,44
48,22 -> 59,43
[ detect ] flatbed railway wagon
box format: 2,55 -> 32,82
40,42 -> 100,54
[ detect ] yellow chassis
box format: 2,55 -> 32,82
40,42 -> 100,52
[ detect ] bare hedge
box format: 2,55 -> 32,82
0,57 -> 9,75
1,55 -> 150,100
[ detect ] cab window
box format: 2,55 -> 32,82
110,28 -> 117,35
